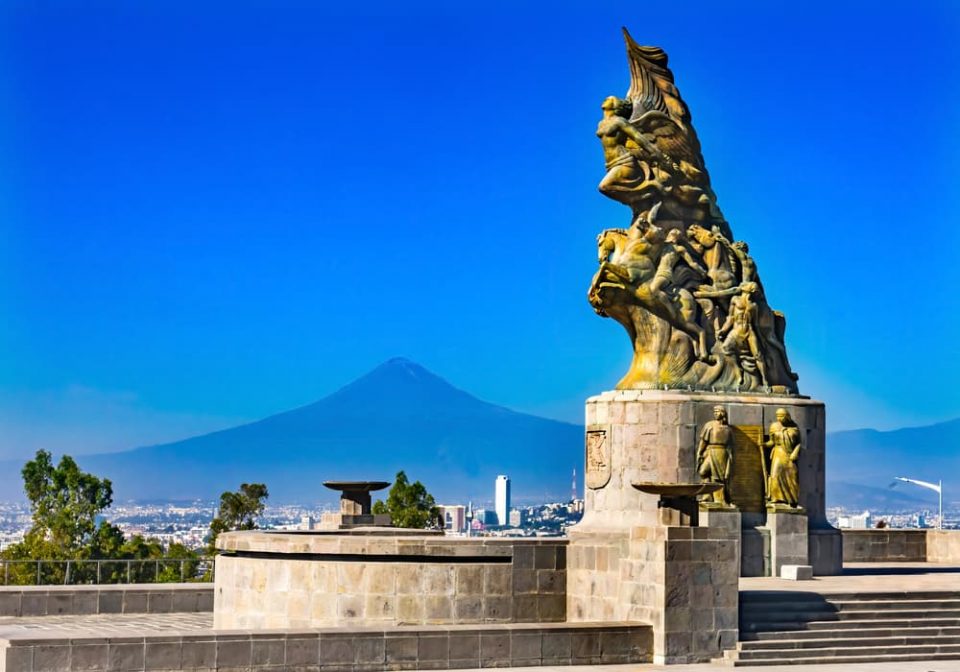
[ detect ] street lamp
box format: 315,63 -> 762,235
892,477 -> 943,529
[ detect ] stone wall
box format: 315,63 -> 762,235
0,622 -> 653,672
841,529 -> 927,562
842,529 -> 960,563
927,530 -> 960,563
214,533 -> 566,629
567,510 -> 739,665
0,584 -> 212,617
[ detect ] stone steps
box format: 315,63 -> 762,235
742,616 -> 960,633
727,590 -> 960,666
744,598 -> 960,612
741,634 -> 960,650
741,624 -> 960,641
728,650 -> 960,667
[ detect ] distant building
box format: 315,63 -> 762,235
495,475 -> 511,527
837,510 -> 872,529
440,505 -> 466,533
509,508 -> 524,528
473,508 -> 499,526
299,515 -> 315,531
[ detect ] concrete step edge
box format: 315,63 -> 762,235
741,634 -> 960,651
731,652 -> 960,667
741,617 -> 960,632
736,643 -> 960,660
741,626 -> 960,641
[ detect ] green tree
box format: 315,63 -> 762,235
372,471 -> 440,529
207,483 -> 269,554
1,450 -> 125,584
21,449 -> 114,552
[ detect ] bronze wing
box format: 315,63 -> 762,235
622,28 -> 707,176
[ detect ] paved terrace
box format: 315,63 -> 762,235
741,561 -> 960,594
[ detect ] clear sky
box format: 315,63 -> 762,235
1,1 -> 959,459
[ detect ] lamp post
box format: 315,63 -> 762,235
893,477 -> 943,529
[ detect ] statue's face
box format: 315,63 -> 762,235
776,409 -> 787,423
713,407 -> 725,421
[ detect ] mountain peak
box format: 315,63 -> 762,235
322,358 -> 473,408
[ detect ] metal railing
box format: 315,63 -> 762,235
0,557 -> 215,586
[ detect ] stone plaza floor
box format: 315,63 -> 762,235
741,561 -> 960,593
0,612 -> 213,639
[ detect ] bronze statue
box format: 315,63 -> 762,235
717,282 -> 769,388
764,408 -> 802,507
587,29 -> 800,394
697,406 -> 733,506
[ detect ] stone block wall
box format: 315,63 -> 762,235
841,529 -> 928,562
567,513 -> 739,665
214,534 -> 566,629
841,529 -> 960,563
928,530 -> 960,563
0,584 -> 212,617
0,622 -> 653,672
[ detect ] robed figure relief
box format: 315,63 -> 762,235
763,408 -> 802,508
697,406 -> 733,506
587,29 -> 799,394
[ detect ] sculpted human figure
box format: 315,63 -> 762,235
765,408 -> 802,507
718,282 -> 769,387
697,406 -> 733,506
586,31 -> 800,393
650,229 -> 706,293
596,96 -> 664,208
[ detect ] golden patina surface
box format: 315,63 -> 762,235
588,29 -> 799,393
696,406 -> 733,506
728,425 -> 765,513
763,408 -> 803,507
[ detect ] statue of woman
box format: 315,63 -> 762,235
765,408 -> 802,507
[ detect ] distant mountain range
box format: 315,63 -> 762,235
0,358 -> 582,504
826,419 -> 960,510
0,358 -> 956,510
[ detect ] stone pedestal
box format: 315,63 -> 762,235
568,389 -> 842,664
567,505 -> 738,664
767,509 -> 808,577
577,389 -> 840,577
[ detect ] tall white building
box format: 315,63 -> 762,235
495,475 -> 511,527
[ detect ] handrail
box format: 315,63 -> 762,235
0,557 -> 215,586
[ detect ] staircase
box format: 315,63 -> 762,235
723,590 -> 960,666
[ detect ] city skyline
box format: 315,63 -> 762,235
2,2 -> 959,462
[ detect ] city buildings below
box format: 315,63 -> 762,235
439,504 -> 466,533
0,496 -> 955,554
495,475 -> 511,527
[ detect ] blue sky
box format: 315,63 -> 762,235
1,1 -> 958,459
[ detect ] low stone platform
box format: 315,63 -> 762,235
0,619 -> 651,671
216,531 -> 568,629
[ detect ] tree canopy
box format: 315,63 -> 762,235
372,471 -> 440,529
19,449 -> 114,554
207,482 -> 269,553
0,450 -> 203,584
